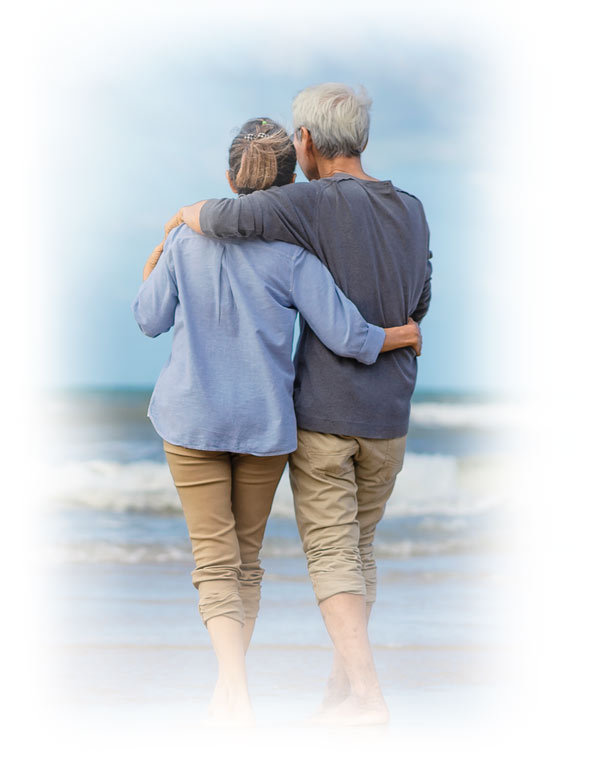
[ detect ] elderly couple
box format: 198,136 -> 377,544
133,83 -> 432,726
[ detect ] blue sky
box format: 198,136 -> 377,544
38,13 -> 511,394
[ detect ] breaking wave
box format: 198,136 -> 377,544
45,451 -> 508,519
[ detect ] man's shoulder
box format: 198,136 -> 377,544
389,187 -> 427,223
318,174 -> 423,203
393,187 -> 425,206
243,180 -> 323,206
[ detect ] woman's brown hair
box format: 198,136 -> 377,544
228,118 -> 296,195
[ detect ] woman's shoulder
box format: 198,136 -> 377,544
167,224 -> 230,262
168,225 -> 298,256
167,223 -> 216,248
223,237 -> 303,262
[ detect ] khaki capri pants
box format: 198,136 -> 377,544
289,429 -> 406,605
164,441 -> 288,626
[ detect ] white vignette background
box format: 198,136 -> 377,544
3,1 -> 599,770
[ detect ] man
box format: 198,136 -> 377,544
148,83 -> 432,724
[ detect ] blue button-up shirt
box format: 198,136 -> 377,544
132,225 -> 384,455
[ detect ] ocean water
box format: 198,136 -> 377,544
40,388 -> 522,729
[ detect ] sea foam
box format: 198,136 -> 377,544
409,400 -> 524,429
46,452 -> 508,519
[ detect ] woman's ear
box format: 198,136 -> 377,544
226,170 -> 238,194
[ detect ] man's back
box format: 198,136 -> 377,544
200,173 -> 432,438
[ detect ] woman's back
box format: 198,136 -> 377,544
133,224 -> 383,455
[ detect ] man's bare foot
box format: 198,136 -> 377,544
310,694 -> 390,726
319,674 -> 351,712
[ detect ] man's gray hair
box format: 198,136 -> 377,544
292,83 -> 372,159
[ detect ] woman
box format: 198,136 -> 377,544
132,118 -> 420,724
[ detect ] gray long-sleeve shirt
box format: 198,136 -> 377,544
200,173 -> 432,438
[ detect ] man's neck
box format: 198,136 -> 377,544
315,155 -> 378,181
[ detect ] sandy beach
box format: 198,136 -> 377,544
43,551 -> 516,722
37,388 -> 520,762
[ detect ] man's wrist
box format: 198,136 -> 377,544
381,324 -> 418,352
181,201 -> 206,234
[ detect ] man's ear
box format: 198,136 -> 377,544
226,170 -> 238,194
300,127 -> 313,150
291,173 -> 297,184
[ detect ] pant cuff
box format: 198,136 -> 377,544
198,582 -> 245,626
310,574 -> 366,604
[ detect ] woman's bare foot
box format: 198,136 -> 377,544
206,679 -> 255,727
204,616 -> 255,726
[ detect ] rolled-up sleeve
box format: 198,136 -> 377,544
290,249 -> 384,365
132,246 -> 178,338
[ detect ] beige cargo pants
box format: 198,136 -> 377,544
289,429 -> 406,604
164,441 -> 288,625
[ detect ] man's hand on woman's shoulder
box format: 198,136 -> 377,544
180,202 -> 205,234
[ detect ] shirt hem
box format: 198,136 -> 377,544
148,413 -> 295,456
295,412 -> 409,440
